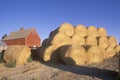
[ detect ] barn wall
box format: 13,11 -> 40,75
26,29 -> 41,47
4,38 -> 25,45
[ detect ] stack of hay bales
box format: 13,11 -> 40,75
3,45 -> 31,66
38,22 -> 120,65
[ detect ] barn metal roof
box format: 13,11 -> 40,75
3,28 -> 34,40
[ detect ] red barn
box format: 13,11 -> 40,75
3,28 -> 41,49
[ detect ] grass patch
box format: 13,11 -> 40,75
27,57 -> 33,63
5,62 -> 16,68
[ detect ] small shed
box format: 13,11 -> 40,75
3,28 -> 41,49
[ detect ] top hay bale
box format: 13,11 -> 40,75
87,26 -> 98,37
3,45 -> 31,66
58,23 -> 74,37
74,24 -> 87,37
108,36 -> 118,48
60,45 -> 87,65
98,27 -> 107,37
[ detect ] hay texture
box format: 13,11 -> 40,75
3,45 -> 31,66
98,36 -> 109,49
50,33 -> 71,47
74,25 -> 87,37
87,46 -> 104,64
104,47 -> 116,58
98,27 -> 107,37
58,23 -> 74,37
40,46 -> 55,62
85,36 -> 97,46
71,34 -> 85,45
87,26 -> 98,37
108,36 -> 117,48
60,45 -> 87,65
115,45 -> 120,53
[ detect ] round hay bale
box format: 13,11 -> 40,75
98,36 -> 109,49
115,45 -> 120,53
3,45 -> 31,66
16,46 -> 31,66
50,33 -> 71,46
86,36 -> 97,46
39,45 -> 60,63
87,26 -> 98,37
104,46 -> 116,58
60,45 -> 87,65
58,23 -> 74,37
74,24 -> 87,37
87,46 -> 104,64
41,46 -> 55,62
71,34 -> 85,45
108,36 -> 118,48
49,29 -> 58,39
98,27 -> 107,37
42,38 -> 50,46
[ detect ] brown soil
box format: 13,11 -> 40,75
0,56 -> 119,80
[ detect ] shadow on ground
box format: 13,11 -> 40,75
32,47 -> 119,80
44,58 -> 118,80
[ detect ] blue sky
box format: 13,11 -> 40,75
0,0 -> 120,42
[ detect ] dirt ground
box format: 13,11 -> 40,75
0,56 -> 119,80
